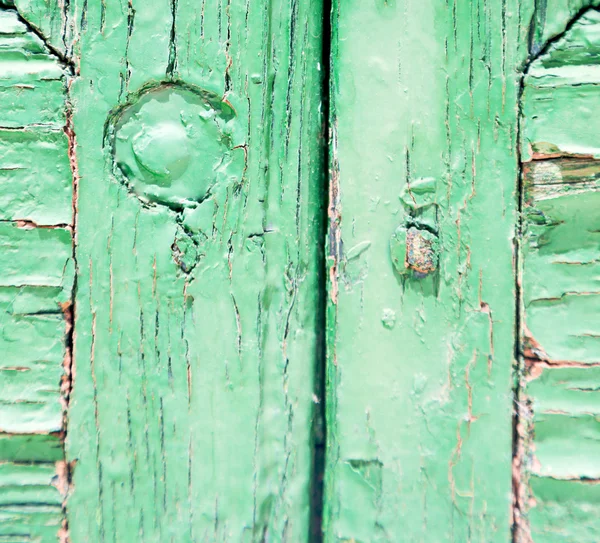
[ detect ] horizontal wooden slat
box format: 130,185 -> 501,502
0,81 -> 66,129
0,434 -> 63,463
0,313 -> 66,365
0,58 -> 63,82
0,505 -> 64,543
522,84 -> 600,159
0,286 -> 68,315
528,477 -> 600,543
533,414 -> 600,479
528,366 -> 600,414
0,224 -> 72,288
0,130 -> 72,225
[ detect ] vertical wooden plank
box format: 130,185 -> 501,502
61,1 -> 325,543
518,7 -> 600,542
325,0 -> 532,540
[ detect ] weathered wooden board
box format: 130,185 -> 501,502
324,1 -> 533,541
518,7 -> 600,542
51,0 -> 326,541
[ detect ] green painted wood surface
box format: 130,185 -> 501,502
324,2 -> 600,539
3,0 -> 600,541
0,7 -> 72,542
54,0 -> 324,541
324,1 -> 530,541
518,7 -> 600,542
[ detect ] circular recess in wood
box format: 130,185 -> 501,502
110,82 -> 241,210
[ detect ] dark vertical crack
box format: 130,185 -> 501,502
511,63 -> 525,543
167,0 -> 178,78
308,0 -> 332,541
61,93 -> 79,543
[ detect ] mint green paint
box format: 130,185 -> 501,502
3,0 -> 600,540
325,0 -> 533,541
0,434 -> 64,463
528,477 -> 600,543
111,84 -> 244,210
37,0 -> 328,540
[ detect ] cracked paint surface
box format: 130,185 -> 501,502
19,0 -> 327,541
4,0 -> 600,541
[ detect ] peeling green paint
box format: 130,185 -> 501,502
52,0 -> 327,541
2,0 -> 600,540
519,6 -> 600,541
0,7 -> 72,542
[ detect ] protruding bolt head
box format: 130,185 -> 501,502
112,83 -> 243,210
390,225 -> 438,278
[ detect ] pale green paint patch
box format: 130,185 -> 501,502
528,477 -> 600,543
528,366 -> 600,413
0,131 -> 72,225
0,225 -> 72,287
325,0 -> 526,540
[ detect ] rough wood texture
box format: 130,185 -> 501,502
50,0 -> 325,541
5,0 -> 600,541
0,7 -> 72,542
518,7 -> 600,542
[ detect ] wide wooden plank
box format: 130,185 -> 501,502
324,0 -> 531,540
61,0 -> 325,541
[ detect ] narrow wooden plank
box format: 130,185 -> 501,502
0,433 -> 63,462
325,0 -> 531,540
64,0 -> 325,541
518,7 -> 600,541
0,225 -> 72,286
0,6 -> 72,542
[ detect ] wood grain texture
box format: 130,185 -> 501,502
46,0 -> 326,541
324,1 -> 533,541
